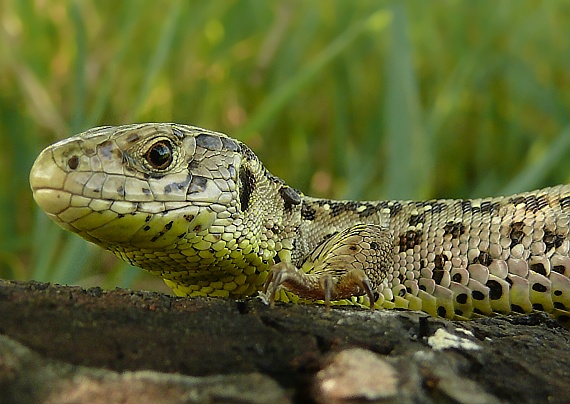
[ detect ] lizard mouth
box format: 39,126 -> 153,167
33,186 -> 214,248
30,147 -> 70,215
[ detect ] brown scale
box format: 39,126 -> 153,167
398,229 -> 423,251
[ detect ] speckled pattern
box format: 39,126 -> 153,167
29,123 -> 570,323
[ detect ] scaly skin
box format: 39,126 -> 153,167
29,123 -> 570,323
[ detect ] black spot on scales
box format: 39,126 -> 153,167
195,133 -> 223,150
172,127 -> 185,138
443,221 -> 465,239
532,283 -> 547,293
414,201 -> 447,214
126,133 -> 140,144
238,167 -> 255,211
389,202 -> 403,217
472,290 -> 485,301
165,175 -> 192,194
398,230 -> 423,251
511,304 -> 525,313
531,263 -> 547,276
526,194 -> 549,212
509,222 -> 525,247
544,229 -> 564,251
434,254 -> 447,270
98,140 -> 114,158
486,280 -> 503,300
432,269 -> 444,285
187,176 -> 208,194
221,137 -> 240,152
187,160 -> 200,171
240,144 -> 257,161
461,200 -> 500,214
461,200 -> 472,213
560,196 -> 570,209
279,186 -> 301,210
456,293 -> 468,304
301,202 -> 316,221
408,213 -> 425,226
356,203 -> 379,218
313,200 -> 351,217
473,251 -> 492,267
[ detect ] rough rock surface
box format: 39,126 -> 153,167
0,279 -> 569,403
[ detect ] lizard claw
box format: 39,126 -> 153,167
261,264 -> 280,306
262,262 -> 377,310
319,270 -> 376,311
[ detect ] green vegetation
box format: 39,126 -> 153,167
2,1 -> 570,292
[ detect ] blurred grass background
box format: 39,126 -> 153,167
2,0 -> 570,293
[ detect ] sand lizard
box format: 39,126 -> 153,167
29,123 -> 570,323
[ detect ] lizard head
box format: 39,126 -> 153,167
30,123 -> 301,296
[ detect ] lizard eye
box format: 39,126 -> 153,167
145,140 -> 173,170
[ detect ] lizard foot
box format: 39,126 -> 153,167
262,224 -> 393,310
263,261 -> 375,310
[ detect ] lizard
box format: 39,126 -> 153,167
29,123 -> 570,324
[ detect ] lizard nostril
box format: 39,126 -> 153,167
67,155 -> 79,170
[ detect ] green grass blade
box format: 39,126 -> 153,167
383,4 -> 430,200
107,262 -> 144,289
69,0 -> 87,133
500,125 -> 570,195
236,10 -> 392,140
132,0 -> 184,120
85,0 -> 145,128
51,237 -> 97,284
30,212 -> 62,282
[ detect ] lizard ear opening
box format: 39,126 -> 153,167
238,166 -> 255,211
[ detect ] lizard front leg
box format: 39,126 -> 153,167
262,224 -> 394,309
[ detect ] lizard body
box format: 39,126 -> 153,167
29,123 -> 570,323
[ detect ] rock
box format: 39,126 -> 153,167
0,335 -> 286,404
313,348 -> 398,402
0,279 -> 568,403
